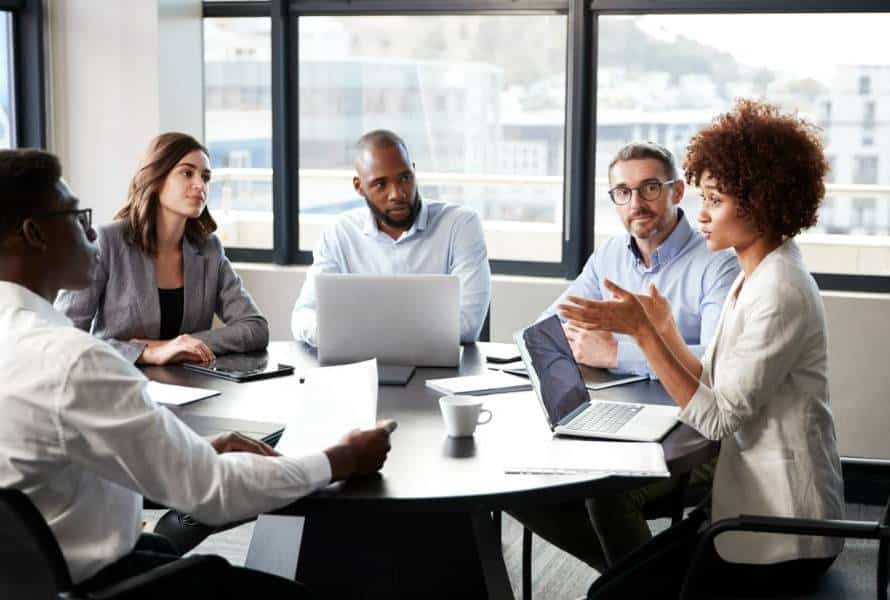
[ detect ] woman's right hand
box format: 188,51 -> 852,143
136,334 -> 215,365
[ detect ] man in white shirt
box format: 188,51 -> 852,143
291,129 -> 492,346
0,149 -> 393,595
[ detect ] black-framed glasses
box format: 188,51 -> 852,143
30,208 -> 92,232
608,179 -> 676,205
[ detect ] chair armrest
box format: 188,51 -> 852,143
83,555 -> 229,600
679,515 -> 890,600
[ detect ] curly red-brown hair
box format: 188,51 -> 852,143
683,99 -> 828,239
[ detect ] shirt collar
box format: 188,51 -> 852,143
0,281 -> 71,327
361,196 -> 428,239
625,208 -> 694,269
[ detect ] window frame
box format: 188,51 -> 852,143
204,0 -> 890,292
0,0 -> 45,148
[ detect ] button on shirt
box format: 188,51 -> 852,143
292,200 -> 491,346
0,282 -> 331,584
541,212 -> 740,377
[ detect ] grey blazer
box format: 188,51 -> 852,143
55,219 -> 269,363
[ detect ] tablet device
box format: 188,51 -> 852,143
378,364 -> 415,386
182,352 -> 294,383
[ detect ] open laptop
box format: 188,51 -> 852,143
316,273 -> 461,367
514,315 -> 679,442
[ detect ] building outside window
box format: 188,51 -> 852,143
0,12 -> 14,149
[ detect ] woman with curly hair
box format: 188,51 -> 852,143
563,100 -> 844,595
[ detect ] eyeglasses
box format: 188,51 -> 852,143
30,208 -> 92,232
608,179 -> 676,205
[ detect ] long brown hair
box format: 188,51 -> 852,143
115,132 -> 217,256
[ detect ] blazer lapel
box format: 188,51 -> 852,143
181,237 -> 205,335
706,272 -> 744,379
132,244 -> 161,338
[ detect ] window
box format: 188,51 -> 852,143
203,17 -> 273,250
296,15 -> 568,264
0,12 -> 13,149
596,13 -> 890,278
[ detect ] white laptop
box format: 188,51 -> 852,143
316,273 -> 461,367
514,316 -> 679,442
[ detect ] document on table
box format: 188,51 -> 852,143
503,439 -> 670,477
145,381 -> 220,406
276,358 -> 378,458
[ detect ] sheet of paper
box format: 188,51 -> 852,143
503,439 -> 670,477
276,358 -> 378,458
145,381 -> 220,406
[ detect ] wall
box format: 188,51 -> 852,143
46,0 -> 203,224
236,264 -> 890,461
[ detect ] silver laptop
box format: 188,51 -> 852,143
316,273 -> 461,367
514,316 -> 679,442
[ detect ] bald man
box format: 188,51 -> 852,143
291,130 -> 491,346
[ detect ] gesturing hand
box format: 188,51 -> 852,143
635,283 -> 675,336
558,279 -> 653,339
136,334 -> 215,365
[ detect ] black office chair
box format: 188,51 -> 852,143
0,488 -> 228,600
585,494 -> 890,600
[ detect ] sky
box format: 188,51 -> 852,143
628,13 -> 890,85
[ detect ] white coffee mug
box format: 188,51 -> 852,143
439,395 -> 493,438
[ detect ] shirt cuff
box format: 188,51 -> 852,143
296,451 -> 332,488
615,340 -> 651,378
678,380 -> 719,440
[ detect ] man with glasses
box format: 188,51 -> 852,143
539,141 -> 739,377
0,149 -> 394,595
511,142 -> 738,573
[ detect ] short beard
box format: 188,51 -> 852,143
363,192 -> 420,231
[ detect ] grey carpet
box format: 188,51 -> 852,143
143,503 -> 885,599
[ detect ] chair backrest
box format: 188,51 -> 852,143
0,488 -> 72,600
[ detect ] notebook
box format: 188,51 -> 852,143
425,371 -> 531,396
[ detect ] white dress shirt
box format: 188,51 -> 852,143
291,200 -> 491,346
0,282 -> 331,584
679,240 -> 845,564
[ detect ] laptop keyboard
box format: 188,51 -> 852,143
564,402 -> 643,434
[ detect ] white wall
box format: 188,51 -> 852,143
47,0 -> 203,224
236,264 -> 890,461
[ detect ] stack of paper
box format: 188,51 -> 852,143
276,358 -> 378,459
503,440 -> 670,477
425,371 -> 531,396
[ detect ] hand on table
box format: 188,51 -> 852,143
562,321 -> 618,368
325,420 -> 395,482
135,334 -> 215,365
209,431 -> 279,457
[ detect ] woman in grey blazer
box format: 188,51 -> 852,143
56,132 -> 268,365
561,100 -> 844,596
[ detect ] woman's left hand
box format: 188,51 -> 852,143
558,279 -> 653,339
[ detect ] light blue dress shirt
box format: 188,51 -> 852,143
292,199 -> 491,346
541,210 -> 740,377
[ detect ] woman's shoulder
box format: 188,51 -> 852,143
187,231 -> 225,258
743,241 -> 819,309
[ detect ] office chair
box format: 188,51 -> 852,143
584,493 -> 890,600
0,488 -> 228,600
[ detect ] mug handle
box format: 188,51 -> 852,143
477,408 -> 493,425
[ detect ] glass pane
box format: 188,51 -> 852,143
597,14 -> 890,276
203,17 -> 273,249
298,15 -> 568,262
0,12 -> 14,149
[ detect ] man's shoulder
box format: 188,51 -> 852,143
324,206 -> 370,238
680,233 -> 737,270
428,201 -> 480,224
20,322 -> 128,377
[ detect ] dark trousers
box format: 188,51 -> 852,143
76,534 -> 312,598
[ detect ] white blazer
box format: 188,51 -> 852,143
679,239 -> 845,564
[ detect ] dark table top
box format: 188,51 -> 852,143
143,342 -> 717,513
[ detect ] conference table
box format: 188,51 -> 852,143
143,341 -> 717,599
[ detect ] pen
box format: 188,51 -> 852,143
382,420 -> 398,434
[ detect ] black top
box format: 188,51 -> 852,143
158,287 -> 184,340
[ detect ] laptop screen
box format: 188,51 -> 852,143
519,315 -> 590,428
